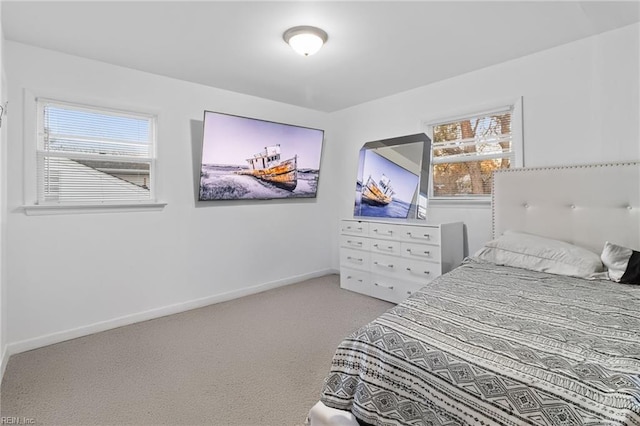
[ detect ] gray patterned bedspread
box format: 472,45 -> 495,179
321,261 -> 640,425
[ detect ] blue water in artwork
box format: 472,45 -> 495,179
354,196 -> 413,219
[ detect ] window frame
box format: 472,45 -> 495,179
422,97 -> 524,205
22,91 -> 165,215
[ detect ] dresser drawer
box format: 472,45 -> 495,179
370,239 -> 401,256
340,235 -> 371,250
402,242 -> 441,262
399,258 -> 442,283
370,276 -> 426,304
340,247 -> 370,271
369,222 -> 397,239
398,224 -> 440,245
340,268 -> 371,294
340,220 -> 369,236
371,252 -> 402,278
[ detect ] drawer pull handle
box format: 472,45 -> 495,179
347,256 -> 364,262
407,232 -> 430,240
373,261 -> 394,269
373,229 -> 393,235
347,240 -> 363,246
346,276 -> 364,283
406,267 -> 430,275
374,283 -> 394,290
373,244 -> 394,251
406,249 -> 430,256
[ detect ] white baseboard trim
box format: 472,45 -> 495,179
6,269 -> 336,357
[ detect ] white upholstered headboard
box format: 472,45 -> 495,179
492,162 -> 640,254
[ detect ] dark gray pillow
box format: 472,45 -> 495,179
601,242 -> 640,284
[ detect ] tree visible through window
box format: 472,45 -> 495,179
431,107 -> 514,198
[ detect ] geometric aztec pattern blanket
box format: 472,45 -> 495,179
321,260 -> 640,425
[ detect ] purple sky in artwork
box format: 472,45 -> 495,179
201,111 -> 324,169
361,150 -> 419,203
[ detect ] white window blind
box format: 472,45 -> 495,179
430,106 -> 515,198
36,99 -> 155,204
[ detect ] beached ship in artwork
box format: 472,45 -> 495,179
362,174 -> 394,206
236,144 -> 297,191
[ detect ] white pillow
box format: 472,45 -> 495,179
474,230 -> 604,278
601,241 -> 640,284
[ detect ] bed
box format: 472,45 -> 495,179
310,162 -> 640,426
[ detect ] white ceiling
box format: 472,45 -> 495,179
3,1 -> 639,112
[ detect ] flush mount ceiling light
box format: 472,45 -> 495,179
283,26 -> 328,56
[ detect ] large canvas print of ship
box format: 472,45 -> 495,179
198,111 -> 324,201
200,144 -> 319,200
354,150 -> 419,219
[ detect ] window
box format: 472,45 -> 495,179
425,101 -> 522,200
36,99 -> 156,205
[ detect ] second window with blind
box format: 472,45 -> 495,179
424,99 -> 523,200
36,99 -> 156,205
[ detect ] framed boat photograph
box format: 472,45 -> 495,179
353,133 -> 431,219
198,111 -> 324,201
354,149 -> 420,219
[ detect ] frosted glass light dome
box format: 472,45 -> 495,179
283,26 -> 328,56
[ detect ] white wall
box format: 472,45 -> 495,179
4,23 -> 639,356
0,2 -> 7,376
329,23 -> 640,262
5,42 -> 334,350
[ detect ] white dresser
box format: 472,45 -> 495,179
339,218 -> 464,303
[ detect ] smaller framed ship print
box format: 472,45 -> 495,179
198,111 -> 324,201
355,149 -> 420,219
353,133 -> 431,220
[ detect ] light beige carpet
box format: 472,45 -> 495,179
0,274 -> 393,426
